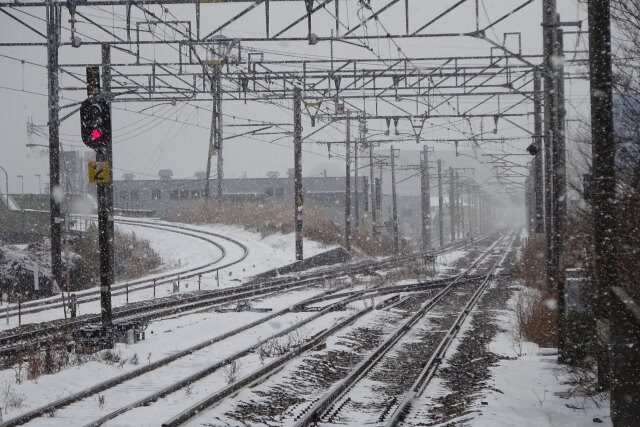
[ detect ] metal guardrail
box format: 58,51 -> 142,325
610,286 -> 640,427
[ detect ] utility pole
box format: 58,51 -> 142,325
543,0 -> 567,356
46,1 -> 63,292
437,159 -> 444,247
354,117 -> 360,229
204,74 -> 217,204
391,146 -> 399,254
204,65 -> 224,203
466,186 -> 473,236
345,113 -> 351,251
457,172 -> 464,238
589,0 -> 618,391
376,174 -> 382,227
98,44 -> 114,327
293,87 -> 303,261
542,0 -> 558,292
554,25 -> 567,349
449,167 -> 456,242
533,71 -> 545,234
470,186 -> 478,236
369,140 -> 377,237
215,66 -> 224,201
420,146 -> 431,252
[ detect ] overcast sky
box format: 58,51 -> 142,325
0,0 -> 589,196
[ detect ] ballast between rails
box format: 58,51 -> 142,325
159,235 -> 506,427
1,273 -> 474,427
290,234 -> 509,427
383,232 -> 517,426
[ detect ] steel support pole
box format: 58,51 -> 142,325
0,167 -> 8,209
216,67 -> 224,201
293,87 -> 303,261
543,0 -> 557,293
369,139 -> 377,237
345,114 -> 351,251
457,172 -> 464,238
553,26 -> 567,357
588,0 -> 618,393
46,1 -> 63,292
378,165 -> 383,225
437,159 -> 444,247
473,187 -> 479,236
354,119 -> 359,229
533,71 -> 545,234
98,44 -> 114,327
204,80 -> 216,204
391,146 -> 399,254
420,146 -> 431,252
449,167 -> 456,242
466,188 -> 473,236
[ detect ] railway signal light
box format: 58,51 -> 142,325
80,94 -> 111,150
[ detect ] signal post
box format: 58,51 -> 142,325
80,47 -> 114,329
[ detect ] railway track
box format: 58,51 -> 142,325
0,235 -> 499,426
0,218 -> 249,321
153,233 -> 511,427
137,234 -> 506,427
4,275 -> 477,426
0,230 -> 487,365
290,233 -> 516,426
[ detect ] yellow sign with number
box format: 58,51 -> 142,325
88,161 -> 111,183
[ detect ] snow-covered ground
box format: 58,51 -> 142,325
0,286 -> 341,423
470,297 -> 611,427
413,280 -> 612,427
0,220 -> 335,329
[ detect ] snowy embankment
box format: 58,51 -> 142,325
411,276 -> 612,427
0,220 -> 335,329
470,288 -> 611,427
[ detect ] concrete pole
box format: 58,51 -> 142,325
533,71 -> 545,234
391,146 -> 399,254
588,0 -> 618,395
437,159 -> 444,247
420,146 -> 431,252
449,167 -> 456,242
354,118 -> 359,229
345,114 -> 351,251
369,141 -> 377,237
293,87 -> 303,260
98,44 -> 114,327
216,67 -> 224,201
46,2 -> 63,292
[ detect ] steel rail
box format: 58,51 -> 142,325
158,290 -> 440,427
0,232 -> 487,363
291,234 -> 508,426
3,275 -> 460,426
384,232 -> 517,426
0,218 -> 248,318
1,286 -> 384,427
80,283 -> 452,427
159,235 -> 503,426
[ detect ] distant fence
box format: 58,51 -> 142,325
610,286 -> 640,426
